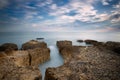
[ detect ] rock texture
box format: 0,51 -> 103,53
28,48 -> 50,66
21,40 -> 47,50
0,40 -> 51,80
0,43 -> 18,52
0,54 -> 42,80
45,40 -> 120,80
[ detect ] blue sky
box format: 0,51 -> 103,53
0,0 -> 120,32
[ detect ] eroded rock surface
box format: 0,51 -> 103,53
28,48 -> 50,66
0,43 -> 18,52
45,40 -> 120,80
0,40 -> 51,80
21,40 -> 47,50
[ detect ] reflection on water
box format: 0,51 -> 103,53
39,45 -> 64,80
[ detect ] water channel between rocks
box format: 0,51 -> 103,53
39,44 -> 64,80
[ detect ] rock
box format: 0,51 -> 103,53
45,41 -> 120,80
84,39 -> 98,44
0,43 -> 18,52
57,40 -> 72,52
21,40 -> 47,50
28,48 -> 50,66
0,53 -> 42,80
77,40 -> 83,43
5,51 -> 30,67
105,41 -> 120,54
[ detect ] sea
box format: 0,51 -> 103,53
0,31 -> 120,80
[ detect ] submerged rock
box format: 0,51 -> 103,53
21,40 -> 47,50
0,43 -> 18,52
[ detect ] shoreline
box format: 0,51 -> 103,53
0,39 -> 120,80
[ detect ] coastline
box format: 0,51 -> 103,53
0,39 -> 120,80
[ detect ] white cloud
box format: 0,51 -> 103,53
102,0 -> 109,5
0,0 -> 9,9
48,0 -> 109,23
37,0 -> 53,7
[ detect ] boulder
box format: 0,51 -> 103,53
0,43 -> 18,52
28,48 -> 50,66
21,40 -> 47,50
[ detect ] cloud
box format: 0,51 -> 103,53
0,0 -> 9,9
48,0 -> 109,23
101,0 -> 109,5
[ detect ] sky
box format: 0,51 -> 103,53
0,0 -> 120,32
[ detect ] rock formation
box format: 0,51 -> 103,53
45,40 -> 120,80
0,43 -> 18,52
84,39 -> 98,44
0,40 -> 51,80
77,40 -> 83,43
21,40 -> 47,50
28,48 -> 50,66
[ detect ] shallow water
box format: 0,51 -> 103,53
39,45 -> 64,80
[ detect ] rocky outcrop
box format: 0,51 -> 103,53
45,40 -> 120,80
104,41 -> 120,54
28,48 -> 50,66
77,40 -> 83,43
0,40 -> 51,80
84,39 -> 98,44
21,40 -> 47,50
5,51 -> 30,67
0,57 -> 42,80
0,43 -> 18,52
57,40 -> 72,52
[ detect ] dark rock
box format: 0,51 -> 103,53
84,39 -> 98,44
0,43 -> 18,52
21,40 -> 47,50
105,41 -> 120,54
77,40 -> 83,43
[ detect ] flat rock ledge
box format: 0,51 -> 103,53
45,40 -> 120,80
0,40 -> 50,80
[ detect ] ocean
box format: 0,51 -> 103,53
0,31 -> 120,80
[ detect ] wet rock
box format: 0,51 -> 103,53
28,48 -> 50,66
21,40 -> 47,50
0,43 -> 18,52
84,39 -> 98,44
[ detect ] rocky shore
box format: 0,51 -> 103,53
0,39 -> 120,80
0,40 -> 50,80
45,40 -> 120,80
